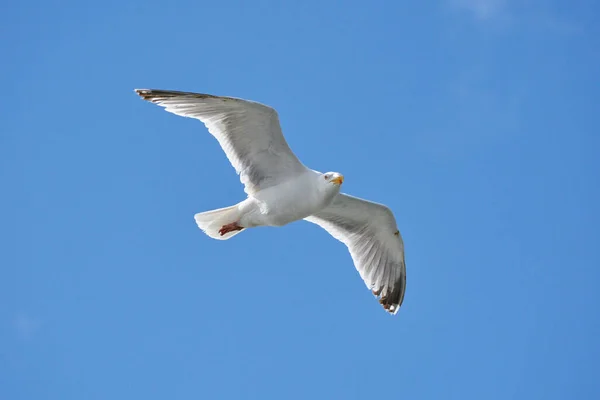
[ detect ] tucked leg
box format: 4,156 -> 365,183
218,222 -> 244,236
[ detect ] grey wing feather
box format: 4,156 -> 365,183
135,89 -> 307,194
304,194 -> 406,314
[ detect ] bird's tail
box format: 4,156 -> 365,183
194,204 -> 245,240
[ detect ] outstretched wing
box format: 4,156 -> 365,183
135,89 -> 307,194
304,194 -> 406,314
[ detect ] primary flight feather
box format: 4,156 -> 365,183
134,89 -> 406,314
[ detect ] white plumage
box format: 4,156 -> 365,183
135,89 -> 406,314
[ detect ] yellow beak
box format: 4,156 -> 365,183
331,175 -> 344,185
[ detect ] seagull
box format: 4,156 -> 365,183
134,89 -> 407,314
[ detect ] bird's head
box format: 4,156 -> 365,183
321,172 -> 344,190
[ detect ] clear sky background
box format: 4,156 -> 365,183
2,0 -> 599,399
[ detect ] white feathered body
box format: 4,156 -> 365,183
240,170 -> 340,227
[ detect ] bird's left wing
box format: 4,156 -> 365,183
134,89 -> 307,195
304,194 -> 406,314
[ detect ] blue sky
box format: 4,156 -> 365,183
2,0 -> 599,399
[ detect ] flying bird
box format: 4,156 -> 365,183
134,89 -> 406,314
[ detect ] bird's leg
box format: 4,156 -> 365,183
218,221 -> 244,236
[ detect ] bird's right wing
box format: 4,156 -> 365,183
304,194 -> 406,314
135,89 -> 307,195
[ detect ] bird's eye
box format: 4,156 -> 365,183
324,174 -> 330,180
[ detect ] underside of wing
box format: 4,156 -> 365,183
135,89 -> 307,194
305,194 -> 406,314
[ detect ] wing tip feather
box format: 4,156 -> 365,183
372,274 -> 405,315
134,88 -> 155,101
134,88 -> 183,102
134,88 -> 226,102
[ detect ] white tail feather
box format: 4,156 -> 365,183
194,204 -> 244,240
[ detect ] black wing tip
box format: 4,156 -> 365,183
379,297 -> 400,315
134,88 -> 222,102
373,277 -> 406,315
134,88 -> 181,101
373,291 -> 400,315
134,88 -> 156,101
